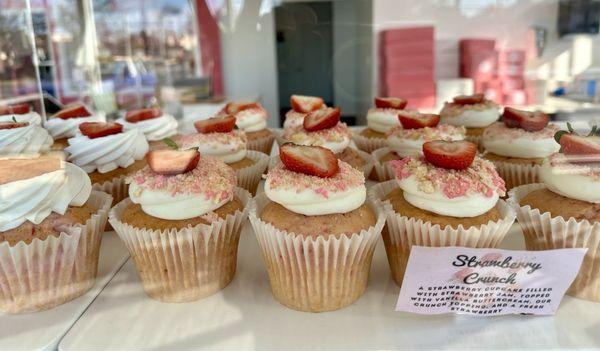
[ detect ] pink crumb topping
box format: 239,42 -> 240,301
548,153 -> 600,180
282,122 -> 351,144
179,130 -> 247,150
386,124 -> 466,141
440,99 -> 499,118
483,122 -> 559,141
267,161 -> 364,198
389,156 -> 506,198
126,155 -> 236,201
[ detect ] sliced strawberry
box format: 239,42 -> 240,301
303,107 -> 340,132
53,104 -> 92,119
279,143 -> 339,178
79,122 -> 123,139
290,95 -> 325,113
503,107 -> 549,132
422,140 -> 477,170
146,149 -> 200,175
0,156 -> 61,185
222,102 -> 259,115
0,103 -> 30,115
398,111 -> 440,129
125,108 -> 162,123
374,97 -> 407,109
194,115 -> 236,133
0,121 -> 29,130
453,93 -> 485,105
558,134 -> 600,156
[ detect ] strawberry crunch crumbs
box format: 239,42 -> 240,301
386,124 -> 466,141
126,155 -> 236,202
390,156 -> 506,198
179,130 -> 247,152
283,123 -> 351,145
440,99 -> 499,118
266,161 -> 363,199
483,122 -> 559,141
548,153 -> 600,180
368,107 -> 406,115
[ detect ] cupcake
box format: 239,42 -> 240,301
0,103 -> 42,124
0,115 -> 52,156
369,140 -> 515,286
372,111 -> 465,181
278,95 -> 326,146
250,144 -> 385,312
439,93 -> 500,145
220,101 -> 275,154
482,107 -> 560,189
44,103 -> 106,151
353,97 -> 408,152
280,107 -> 373,177
509,127 -> 600,301
65,121 -> 149,204
117,107 -> 178,149
179,115 -> 269,194
0,156 -> 112,313
109,146 -> 251,302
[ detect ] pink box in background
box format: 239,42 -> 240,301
385,81 -> 436,95
484,88 -> 504,104
460,39 -> 496,53
500,77 -> 525,90
498,49 -> 526,63
382,42 -> 435,58
384,72 -> 436,87
380,26 -> 434,43
504,90 -> 528,105
498,63 -> 525,77
382,54 -> 435,71
397,93 -> 437,109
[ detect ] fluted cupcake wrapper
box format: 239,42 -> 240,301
351,128 -> 388,153
93,175 -> 128,206
247,132 -> 275,155
249,193 -> 386,312
508,183 -> 600,302
369,180 -> 516,286
488,160 -> 541,190
372,147 -> 396,182
0,191 -> 112,313
466,134 -> 484,152
273,129 -> 287,147
109,187 -> 252,303
236,150 -> 269,195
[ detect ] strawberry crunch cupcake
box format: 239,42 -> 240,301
117,107 -> 178,149
0,156 -> 112,313
370,140 -> 515,285
0,116 -> 53,156
281,107 -> 373,176
354,97 -> 407,152
250,144 -> 385,312
372,111 -> 465,181
0,103 -> 42,125
483,107 -> 560,189
179,115 -> 269,194
510,127 -> 600,301
65,121 -> 149,204
109,147 -> 251,302
44,104 -> 106,151
440,93 -> 500,145
221,101 -> 275,154
277,95 -> 326,146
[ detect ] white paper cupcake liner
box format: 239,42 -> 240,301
369,180 -> 516,286
508,183 -> 600,302
268,148 -> 374,179
93,175 -> 128,206
466,134 -> 484,152
273,129 -> 287,147
352,128 -> 388,153
372,147 -> 397,182
236,150 -> 269,195
488,160 -> 541,190
249,192 -> 385,312
109,187 -> 252,303
247,131 -> 275,155
0,191 -> 112,313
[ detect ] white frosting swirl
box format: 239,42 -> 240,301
0,124 -> 53,155
482,123 -> 560,158
540,155 -> 600,203
65,129 -> 149,173
44,112 -> 106,140
387,125 -> 465,157
441,108 -> 500,128
179,130 -> 247,164
0,162 -> 91,231
0,112 -> 42,125
235,107 -> 268,132
117,113 -> 178,141
366,108 -> 402,133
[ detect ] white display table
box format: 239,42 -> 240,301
0,232 -> 129,351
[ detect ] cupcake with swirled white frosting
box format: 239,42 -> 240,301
65,121 -> 149,204
117,107 -> 178,148
0,103 -> 42,125
353,97 -> 407,152
0,116 -> 52,156
219,101 -> 275,154
0,156 -> 112,313
44,104 -> 106,151
108,146 -> 251,302
439,93 -> 500,144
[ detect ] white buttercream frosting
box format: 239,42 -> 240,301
386,125 -> 466,157
265,161 -> 366,216
44,112 -> 106,140
65,129 -> 149,174
482,122 -> 561,158
117,113 -> 178,141
0,162 -> 92,231
366,108 -> 402,133
235,107 -> 268,132
179,130 -> 247,164
440,103 -> 500,128
0,112 -> 42,125
283,110 -> 305,129
0,123 -> 53,155
540,154 -> 600,203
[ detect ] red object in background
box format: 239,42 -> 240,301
382,55 -> 435,73
500,77 -> 525,90
460,39 -> 496,53
383,42 -> 435,58
380,27 -> 434,43
195,0 -> 224,96
503,90 -> 528,105
498,49 -> 526,63
392,92 -> 437,109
